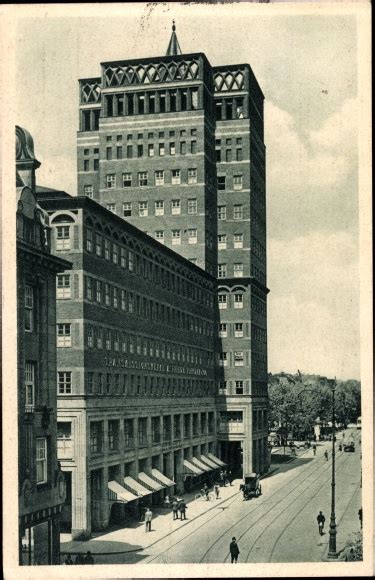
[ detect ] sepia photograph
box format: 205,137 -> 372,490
1,1 -> 372,578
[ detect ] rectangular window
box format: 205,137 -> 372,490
123,202 -> 132,217
106,147 -> 112,161
58,371 -> 72,394
98,373 -> 103,394
171,199 -> 181,215
180,141 -> 186,155
190,140 -> 197,154
188,168 -> 197,184
219,323 -> 227,338
84,185 -> 93,198
218,234 -> 227,249
57,422 -> 72,438
235,380 -> 244,394
218,294 -> 227,309
127,145 -> 133,158
225,149 -> 232,162
108,420 -> 119,451
234,233 -> 243,248
233,205 -> 243,219
148,143 -> 154,157
56,226 -> 70,250
107,203 -> 116,214
139,201 -> 148,217
25,362 -> 35,409
94,159 -> 99,171
96,280 -> 102,303
236,137 -> 242,145
104,238 -> 110,260
113,287 -> 118,308
57,323 -> 72,347
106,373 -> 111,393
218,264 -> 227,278
112,243 -> 118,264
138,172 -> 148,186
25,285 -> 34,331
188,228 -> 197,244
216,149 -> 221,162
187,198 -> 197,214
87,325 -> 93,347
86,277 -> 93,300
235,322 -> 244,337
83,159 -> 89,171
219,352 -> 227,366
169,142 -> 176,155
123,173 -> 132,187
36,438 -> 47,484
155,171 -> 164,186
155,200 -> 164,216
233,175 -> 243,190
171,169 -> 181,185
234,294 -> 244,309
234,351 -> 244,366
137,144 -> 143,157
236,148 -> 243,161
218,206 -> 226,220
234,263 -> 244,277
226,138 -> 232,145
90,422 -> 103,454
96,328 -> 103,349
128,252 -> 134,272
172,230 -> 181,245
159,143 -> 165,156
106,174 -> 116,189
105,284 -> 110,306
218,176 -> 226,190
86,373 -> 94,394
155,230 -> 164,243
86,228 -> 93,252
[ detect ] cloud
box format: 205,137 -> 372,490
265,99 -> 359,239
267,230 -> 360,380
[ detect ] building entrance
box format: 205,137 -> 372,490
220,441 -> 243,478
60,471 -> 72,532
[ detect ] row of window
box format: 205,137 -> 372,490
103,87 -> 200,118
103,167 -> 200,189
58,371 -> 215,399
84,276 -> 214,337
216,148 -> 243,163
218,293 -> 244,309
218,234 -> 244,249
219,322 -> 247,338
218,263 -> 245,278
88,411 -> 215,455
54,224 -> 214,306
218,351 -> 247,367
218,205 -> 245,220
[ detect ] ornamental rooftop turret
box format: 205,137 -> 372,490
166,20 -> 182,56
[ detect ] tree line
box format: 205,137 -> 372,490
268,372 -> 361,438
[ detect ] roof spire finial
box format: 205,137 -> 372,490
166,20 -> 182,56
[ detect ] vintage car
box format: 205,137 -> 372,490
239,473 -> 262,500
343,441 -> 355,452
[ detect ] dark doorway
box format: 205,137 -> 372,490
60,471 -> 72,532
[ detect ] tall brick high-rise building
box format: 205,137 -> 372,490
76,23 -> 269,478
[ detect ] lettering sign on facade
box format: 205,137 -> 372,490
103,356 -> 208,376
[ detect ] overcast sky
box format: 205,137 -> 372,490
12,2 -> 366,380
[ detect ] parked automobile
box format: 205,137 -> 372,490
240,473 -> 262,500
343,442 -> 355,452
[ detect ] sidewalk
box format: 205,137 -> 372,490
60,480 -> 241,558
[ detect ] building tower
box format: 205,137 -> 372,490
76,24 -> 269,476
16,126 -> 71,564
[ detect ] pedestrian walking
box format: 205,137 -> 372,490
317,511 -> 325,535
214,483 -> 220,499
179,498 -> 187,520
172,499 -> 179,519
84,551 -> 94,564
203,483 -> 209,500
312,444 -> 317,456
219,470 -> 224,487
358,507 -> 363,529
324,450 -> 329,461
229,537 -> 240,563
138,499 -> 145,522
223,470 -> 228,486
144,507 -> 152,532
74,553 -> 85,565
228,470 -> 233,486
64,554 -> 73,565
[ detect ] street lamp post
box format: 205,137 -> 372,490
327,378 -> 338,559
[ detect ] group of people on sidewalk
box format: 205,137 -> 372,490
64,551 -> 94,565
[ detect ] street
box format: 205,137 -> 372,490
140,429 -> 361,564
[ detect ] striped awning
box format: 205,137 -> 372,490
200,454 -> 220,469
192,457 -> 211,472
108,481 -> 138,503
151,469 -> 175,487
138,472 -> 164,491
183,459 -> 203,475
208,453 -> 226,467
124,476 -> 152,497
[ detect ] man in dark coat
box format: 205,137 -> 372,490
178,498 -> 187,520
230,537 -> 240,563
172,499 -> 179,520
84,551 -> 94,564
